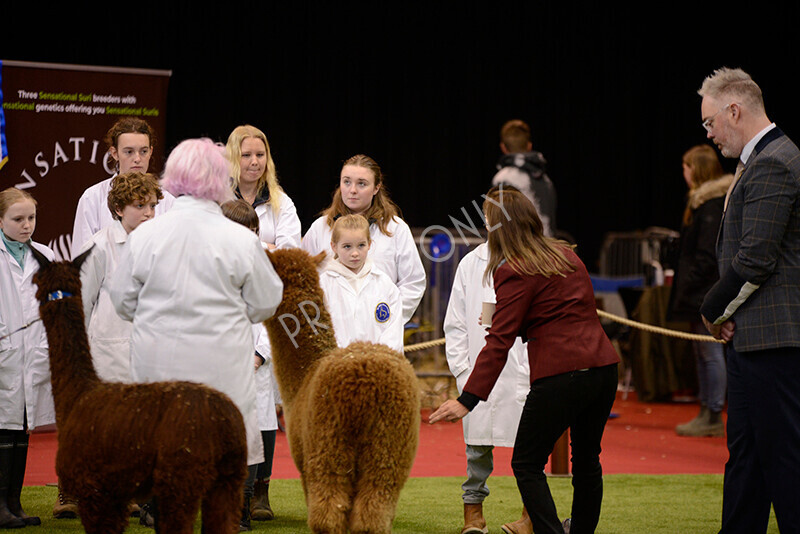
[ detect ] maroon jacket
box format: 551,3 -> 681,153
462,248 -> 619,406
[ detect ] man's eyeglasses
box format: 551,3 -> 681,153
702,103 -> 732,132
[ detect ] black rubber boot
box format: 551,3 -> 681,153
0,434 -> 25,529
6,432 -> 41,525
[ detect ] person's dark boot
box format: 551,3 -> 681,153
239,496 -> 251,531
250,478 -> 274,520
5,433 -> 40,525
0,437 -> 25,529
139,497 -> 157,529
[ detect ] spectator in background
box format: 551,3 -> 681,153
667,144 -> 732,438
492,119 -> 557,237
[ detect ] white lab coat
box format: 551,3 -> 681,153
78,220 -> 133,383
255,191 -> 302,249
71,175 -> 175,259
444,243 -> 529,447
319,258 -> 405,354
302,215 -> 425,324
0,239 -> 56,431
252,324 -> 280,432
108,195 -> 284,465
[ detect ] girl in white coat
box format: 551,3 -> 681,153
225,125 -> 302,250
444,241 -> 530,534
320,214 -> 404,354
302,154 -> 425,324
221,198 -> 282,524
71,117 -> 174,259
108,138 -> 284,529
78,172 -> 163,383
0,188 -> 56,528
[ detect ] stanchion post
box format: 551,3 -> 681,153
549,429 -> 570,475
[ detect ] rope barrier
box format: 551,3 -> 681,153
595,309 -> 725,344
403,308 -> 725,353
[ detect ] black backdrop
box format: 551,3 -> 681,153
3,3 -> 800,270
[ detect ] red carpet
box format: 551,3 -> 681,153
24,391 -> 727,486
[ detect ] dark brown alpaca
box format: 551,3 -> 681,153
264,248 -> 420,534
29,246 -> 248,534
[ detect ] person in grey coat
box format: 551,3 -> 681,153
698,67 -> 800,534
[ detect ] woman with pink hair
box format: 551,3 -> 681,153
108,138 -> 284,529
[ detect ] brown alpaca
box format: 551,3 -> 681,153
29,246 -> 248,534
264,248 -> 420,534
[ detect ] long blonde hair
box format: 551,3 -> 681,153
226,124 -> 283,215
321,154 -> 401,236
483,185 -> 575,284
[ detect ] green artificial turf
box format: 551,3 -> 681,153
20,475 -> 778,533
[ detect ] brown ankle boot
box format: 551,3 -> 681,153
461,503 -> 488,534
52,482 -> 79,519
501,506 -> 532,534
250,479 -> 274,520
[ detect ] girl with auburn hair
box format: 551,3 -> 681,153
225,125 -> 301,250
431,185 -> 620,534
0,188 -> 56,528
302,154 -> 425,324
71,117 -> 175,258
668,144 -> 733,438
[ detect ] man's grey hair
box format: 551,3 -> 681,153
698,67 -> 765,113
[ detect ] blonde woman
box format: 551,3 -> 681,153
226,125 -> 301,250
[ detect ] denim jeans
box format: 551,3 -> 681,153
462,444 -> 493,504
512,364 -> 617,534
690,321 -> 727,413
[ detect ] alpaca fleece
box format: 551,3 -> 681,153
31,247 -> 248,534
265,248 -> 420,534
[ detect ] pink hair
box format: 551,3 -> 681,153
161,138 -> 234,204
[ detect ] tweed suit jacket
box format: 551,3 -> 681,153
700,127 -> 800,352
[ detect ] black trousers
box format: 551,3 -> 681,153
512,364 -> 617,534
720,345 -> 800,534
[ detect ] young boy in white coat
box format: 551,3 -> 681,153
319,214 -> 404,354
444,241 -> 531,534
79,172 -> 163,383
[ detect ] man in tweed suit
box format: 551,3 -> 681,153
698,67 -> 800,533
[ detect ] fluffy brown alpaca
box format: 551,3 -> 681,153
29,246 -> 248,534
264,248 -> 420,534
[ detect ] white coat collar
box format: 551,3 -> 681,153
109,219 -> 129,245
474,241 -> 490,260
171,195 -> 224,215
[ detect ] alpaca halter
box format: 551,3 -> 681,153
47,291 -> 74,301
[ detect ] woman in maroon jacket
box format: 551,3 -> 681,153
431,185 -> 619,534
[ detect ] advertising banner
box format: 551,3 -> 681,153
0,60 -> 170,259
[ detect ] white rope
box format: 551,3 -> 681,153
403,308 -> 724,353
